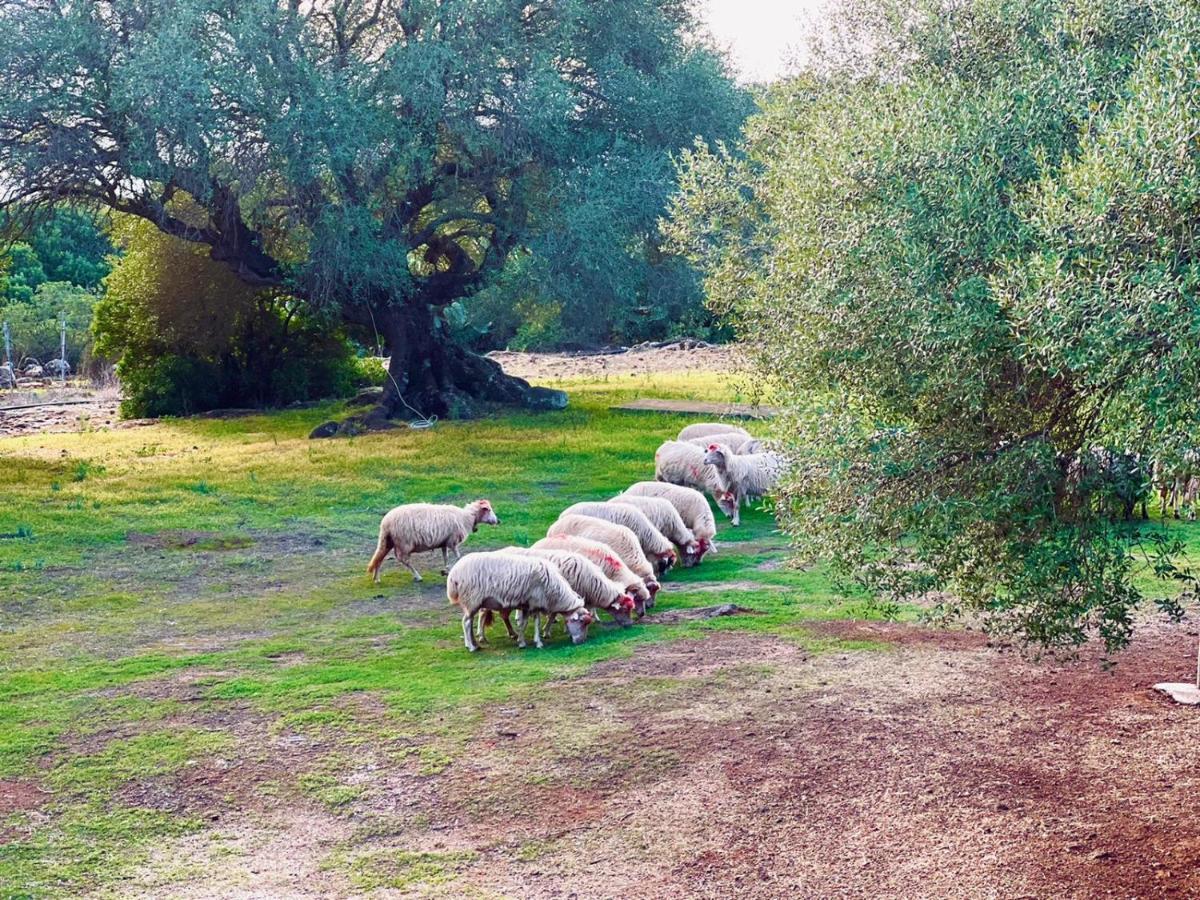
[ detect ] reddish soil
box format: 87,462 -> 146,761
0,779 -> 48,816
426,623 -> 1200,899
91,618 -> 1200,897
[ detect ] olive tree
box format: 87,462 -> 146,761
0,0 -> 746,419
668,0 -> 1200,653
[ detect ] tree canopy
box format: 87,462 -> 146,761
669,0 -> 1200,652
0,0 -> 747,418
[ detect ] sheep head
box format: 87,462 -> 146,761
470,499 -> 500,527
612,594 -> 637,627
715,489 -> 739,524
565,608 -> 595,645
680,539 -> 705,567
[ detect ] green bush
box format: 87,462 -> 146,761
96,215 -> 361,417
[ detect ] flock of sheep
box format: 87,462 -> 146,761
366,421 -> 785,651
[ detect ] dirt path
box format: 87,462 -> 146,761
488,342 -> 743,381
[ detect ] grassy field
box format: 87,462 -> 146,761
0,370 -> 896,897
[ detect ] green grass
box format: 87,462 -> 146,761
8,368 -> 1182,896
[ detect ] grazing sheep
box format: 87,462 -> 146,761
503,548 -> 636,629
654,440 -> 739,523
45,359 -> 71,377
447,551 -> 594,652
367,499 -> 500,583
532,535 -> 653,614
544,515 -> 661,603
608,494 -> 703,567
558,501 -> 677,574
685,432 -> 762,454
703,443 -> 786,517
619,482 -> 718,562
677,422 -> 752,442
1153,451 -> 1200,520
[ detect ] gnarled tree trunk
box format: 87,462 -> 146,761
321,301 -> 566,435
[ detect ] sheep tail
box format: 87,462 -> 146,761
366,526 -> 393,577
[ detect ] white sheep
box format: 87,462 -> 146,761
558,501 -> 677,574
654,440 -> 740,523
703,443 -> 786,512
677,422 -> 751,442
503,548 -> 636,631
607,494 -> 703,567
446,551 -> 594,652
544,515 -> 661,603
367,499 -> 499,582
684,432 -> 762,454
618,482 -> 718,561
532,535 -> 653,615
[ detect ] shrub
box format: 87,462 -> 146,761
96,214 -> 361,417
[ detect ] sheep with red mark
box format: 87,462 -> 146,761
446,551 -> 593,652
618,482 -> 718,561
557,501 -> 677,574
533,535 -> 653,616
503,547 -> 637,630
653,440 -> 740,524
544,515 -> 661,605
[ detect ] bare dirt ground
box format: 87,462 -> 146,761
488,341 -> 742,381
0,381 -> 126,437
431,624 -> 1200,899
127,617 -> 1200,899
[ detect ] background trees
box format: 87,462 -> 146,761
0,209 -> 112,365
0,0 -> 747,418
669,0 -> 1200,652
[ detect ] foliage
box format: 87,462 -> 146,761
668,0 -> 1200,652
25,208 -> 112,291
1,242 -> 45,304
0,280 -> 97,365
0,0 -> 749,410
95,216 -> 361,417
0,209 -> 112,367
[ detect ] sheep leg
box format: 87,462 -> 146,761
440,546 -> 450,576
514,609 -> 528,648
474,612 -> 488,645
533,613 -> 544,649
462,612 -> 478,652
398,555 -> 423,582
498,609 -> 518,640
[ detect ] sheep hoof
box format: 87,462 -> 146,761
440,567 -> 450,576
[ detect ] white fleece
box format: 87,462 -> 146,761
619,482 -> 717,543
677,422 -> 751,441
532,536 -> 652,603
558,501 -> 674,562
544,515 -> 657,584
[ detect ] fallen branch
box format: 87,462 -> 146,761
643,603 -> 753,625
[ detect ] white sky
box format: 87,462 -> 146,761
701,0 -> 829,83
